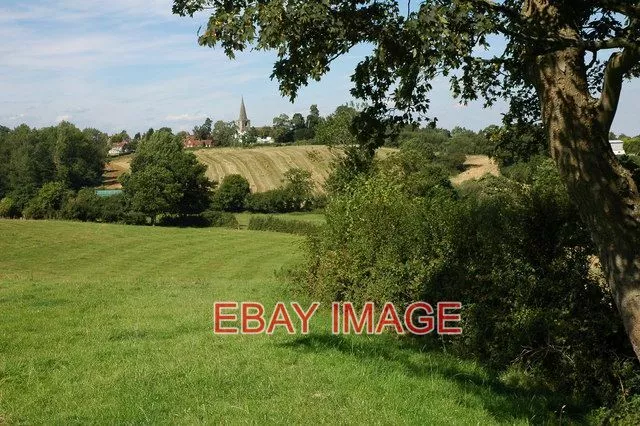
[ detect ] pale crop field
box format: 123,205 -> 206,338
105,145 -> 399,192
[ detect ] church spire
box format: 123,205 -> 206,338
237,97 -> 250,134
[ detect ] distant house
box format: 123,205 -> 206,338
610,140 -> 626,155
183,135 -> 214,149
108,141 -> 130,157
257,136 -> 274,144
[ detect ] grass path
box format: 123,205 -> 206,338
0,220 -> 579,423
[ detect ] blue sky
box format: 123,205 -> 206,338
1,0 -> 640,136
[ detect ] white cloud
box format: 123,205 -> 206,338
56,115 -> 72,122
165,113 -> 207,122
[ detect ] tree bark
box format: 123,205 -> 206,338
531,45 -> 640,360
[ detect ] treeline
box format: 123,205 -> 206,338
0,124 -> 324,226
0,122 -> 108,214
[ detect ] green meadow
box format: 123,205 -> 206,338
0,220 -> 581,424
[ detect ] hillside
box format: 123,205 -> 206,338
103,146 -> 498,192
0,219 -> 572,423
104,145 -> 397,192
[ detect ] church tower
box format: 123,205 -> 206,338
236,97 -> 250,135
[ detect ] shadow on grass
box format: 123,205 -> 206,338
279,333 -> 587,424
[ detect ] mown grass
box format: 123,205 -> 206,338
0,220 -> 584,424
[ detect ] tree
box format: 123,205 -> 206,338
291,113 -> 306,130
110,130 -> 130,144
193,117 -> 213,140
211,120 -> 237,146
211,174 -> 251,212
306,104 -> 322,131
314,105 -> 358,146
174,0 -> 640,360
241,127 -> 258,145
123,130 -> 213,222
55,122 -> 106,189
272,114 -> 294,143
124,165 -> 181,225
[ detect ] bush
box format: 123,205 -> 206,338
299,155 -> 639,405
248,216 -> 322,235
201,210 -> 238,228
623,138 -> 640,155
60,189 -> 102,222
245,188 -> 290,213
211,174 -> 251,212
0,197 -> 21,218
618,154 -> 640,188
98,193 -> 129,223
122,211 -> 148,226
245,168 -> 318,213
22,182 -> 72,219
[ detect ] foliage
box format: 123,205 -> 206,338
60,188 -> 103,222
615,155 -> 640,188
245,168 -> 317,213
0,197 -> 20,218
623,138 -> 640,156
157,210 -> 238,228
314,105 -> 358,147
487,123 -> 548,167
211,174 -> 251,212
300,155 -> 639,405
211,120 -> 238,146
193,117 -> 213,140
123,165 -> 182,225
248,215 -> 322,236
324,146 -> 375,196
22,181 -> 72,219
123,131 -> 213,222
201,210 -> 239,228
0,122 -> 107,206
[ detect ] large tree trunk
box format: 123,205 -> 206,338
532,46 -> 640,360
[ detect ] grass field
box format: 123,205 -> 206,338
0,220 -> 581,424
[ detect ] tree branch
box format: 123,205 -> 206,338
596,1 -> 640,19
598,46 -> 640,131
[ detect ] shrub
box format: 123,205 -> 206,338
211,174 -> 251,212
245,188 -> 289,213
60,189 -> 102,222
623,138 -> 640,155
98,193 -> 129,223
201,210 -> 238,228
248,216 -> 322,235
618,155 -> 640,188
299,156 -> 639,405
22,182 -> 72,219
245,168 -> 318,213
0,197 -> 20,218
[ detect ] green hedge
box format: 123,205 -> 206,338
248,216 -> 322,235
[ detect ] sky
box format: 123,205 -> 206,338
1,0 -> 640,136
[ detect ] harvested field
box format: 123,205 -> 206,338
103,145 -> 397,192
450,155 -> 500,185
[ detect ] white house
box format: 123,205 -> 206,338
108,141 -> 130,157
610,140 -> 626,155
257,136 -> 274,144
